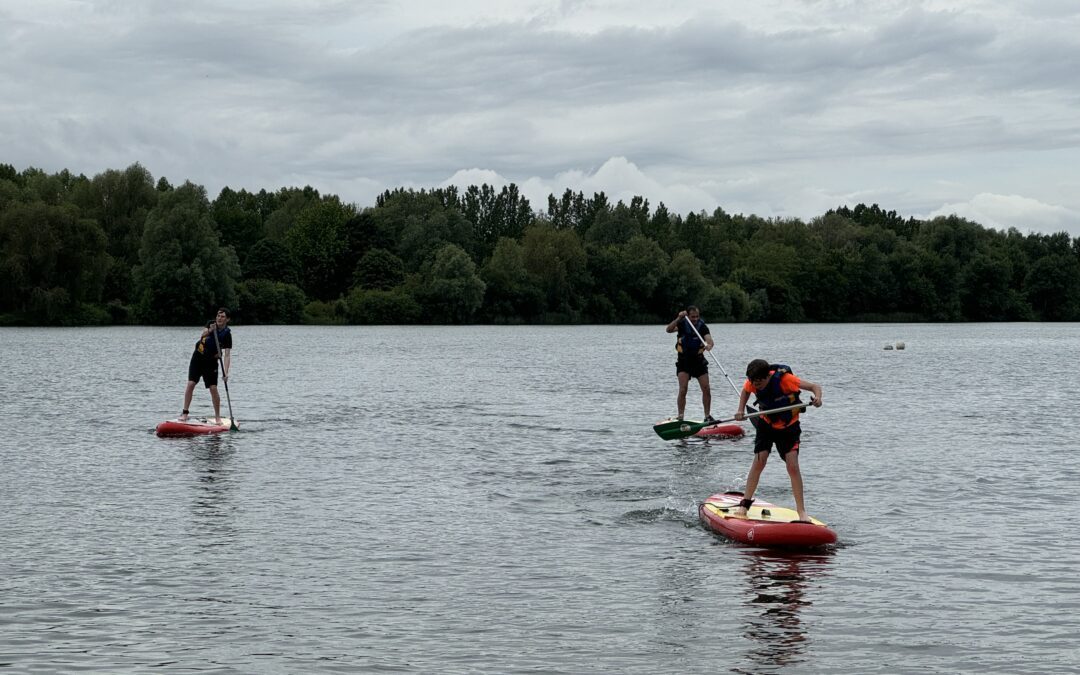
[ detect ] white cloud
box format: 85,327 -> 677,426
441,157 -> 719,216
925,193 -> 1080,236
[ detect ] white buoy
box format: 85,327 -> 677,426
896,342 -> 906,350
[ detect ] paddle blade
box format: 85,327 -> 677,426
653,419 -> 711,440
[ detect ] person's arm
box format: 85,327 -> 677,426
800,379 -> 823,406
703,327 -> 714,351
735,387 -> 750,420
221,349 -> 231,381
665,310 -> 687,333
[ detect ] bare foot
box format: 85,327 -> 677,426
734,506 -> 748,517
797,512 -> 810,522
179,413 -> 188,422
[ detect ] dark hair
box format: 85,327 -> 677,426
217,307 -> 231,318
686,305 -> 700,314
746,359 -> 771,380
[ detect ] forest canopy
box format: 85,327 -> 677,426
1,162 -> 1078,325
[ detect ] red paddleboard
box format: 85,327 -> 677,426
699,491 -> 837,549
155,417 -> 235,437
694,423 -> 744,438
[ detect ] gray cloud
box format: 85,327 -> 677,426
2,1 -> 1079,236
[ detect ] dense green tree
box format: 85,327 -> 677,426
371,188 -> 475,269
643,202 -> 675,252
243,238 -> 300,285
236,278 -> 306,324
0,201 -> 109,323
416,243 -> 486,323
959,252 -> 1024,321
585,199 -> 645,246
461,183 -> 533,261
1023,254 -> 1080,320
397,209 -> 475,271
285,196 -> 355,300
521,224 -> 589,319
353,248 -> 406,291
480,238 -> 545,322
731,241 -> 805,321
701,281 -> 751,322
263,186 -> 321,241
132,181 -> 239,324
344,287 -> 421,324
213,187 -> 265,263
71,163 -> 158,306
341,209 -> 398,264
659,249 -> 712,314
4,161 -> 1080,325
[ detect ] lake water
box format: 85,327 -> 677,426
1,323 -> 1078,674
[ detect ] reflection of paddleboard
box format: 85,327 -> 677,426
699,491 -> 837,549
155,417 -> 236,437
694,423 -> 744,439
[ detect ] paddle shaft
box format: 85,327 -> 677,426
682,315 -> 758,421
717,399 -> 814,425
210,322 -> 237,429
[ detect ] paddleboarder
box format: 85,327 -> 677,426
179,308 -> 232,423
665,305 -> 715,423
733,359 -> 823,522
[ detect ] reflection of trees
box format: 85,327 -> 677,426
735,549 -> 832,673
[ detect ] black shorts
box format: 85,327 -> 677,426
676,354 -> 708,378
753,422 -> 802,460
187,354 -> 219,388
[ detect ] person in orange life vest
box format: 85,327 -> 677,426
179,308 -> 232,424
733,359 -> 823,522
665,305 -> 715,423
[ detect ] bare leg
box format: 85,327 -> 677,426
181,381 -> 196,420
699,373 -> 712,418
676,371 -> 691,419
736,452 -> 769,515
785,451 -> 808,521
209,385 -> 222,423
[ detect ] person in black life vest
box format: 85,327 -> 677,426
733,359 -> 823,522
665,305 -> 715,423
179,307 -> 233,423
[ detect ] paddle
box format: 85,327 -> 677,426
653,400 -> 814,440
210,320 -> 239,431
682,315 -> 760,426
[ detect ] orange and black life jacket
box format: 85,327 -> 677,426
753,364 -> 803,428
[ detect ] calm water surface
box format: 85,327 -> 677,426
1,323 -> 1078,674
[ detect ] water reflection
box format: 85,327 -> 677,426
187,436 -> 238,545
735,549 -> 832,673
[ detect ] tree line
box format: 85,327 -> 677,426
2,161 -> 1078,326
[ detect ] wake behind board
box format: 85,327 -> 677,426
699,491 -> 836,549
155,417 -> 236,437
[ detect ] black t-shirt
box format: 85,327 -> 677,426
194,325 -> 232,360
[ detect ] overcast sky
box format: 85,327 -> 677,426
3,0 -> 1079,235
